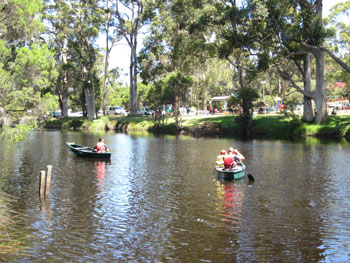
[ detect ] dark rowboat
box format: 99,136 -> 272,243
215,163 -> 246,180
66,142 -> 111,159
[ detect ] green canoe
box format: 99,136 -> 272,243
215,163 -> 246,180
66,142 -> 111,159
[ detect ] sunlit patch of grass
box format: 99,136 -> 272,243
42,114 -> 350,139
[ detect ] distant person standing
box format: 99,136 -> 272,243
209,105 -> 213,114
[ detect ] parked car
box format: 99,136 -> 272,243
68,111 -> 83,117
52,111 -> 61,118
136,107 -> 154,115
106,106 -> 127,116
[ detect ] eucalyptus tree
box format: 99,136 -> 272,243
0,0 -> 56,113
140,0 -> 210,130
99,0 -> 123,115
43,0 -> 75,117
323,1 -> 350,73
199,58 -> 235,109
72,0 -> 105,120
44,0 -> 105,120
109,0 -> 153,114
198,0 -> 266,115
263,0 -> 333,123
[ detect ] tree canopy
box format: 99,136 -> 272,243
1,0 -> 349,126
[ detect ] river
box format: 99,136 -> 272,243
1,130 -> 350,262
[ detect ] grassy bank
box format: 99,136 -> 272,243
42,114 -> 350,140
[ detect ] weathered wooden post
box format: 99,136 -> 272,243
45,165 -> 52,197
39,170 -> 46,197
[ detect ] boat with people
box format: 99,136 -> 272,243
215,162 -> 246,180
215,147 -> 254,181
66,142 -> 111,159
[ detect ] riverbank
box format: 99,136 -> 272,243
42,113 -> 350,140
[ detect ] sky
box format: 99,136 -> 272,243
106,0 -> 347,84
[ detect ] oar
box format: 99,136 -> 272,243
241,163 -> 254,182
247,172 -> 255,182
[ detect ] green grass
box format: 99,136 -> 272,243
42,114 -> 350,140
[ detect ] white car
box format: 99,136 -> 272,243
137,107 -> 154,115
106,106 -> 127,116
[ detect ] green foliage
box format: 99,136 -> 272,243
237,87 -> 259,112
1,125 -> 33,143
0,0 -> 44,41
0,0 -> 57,113
108,85 -> 130,109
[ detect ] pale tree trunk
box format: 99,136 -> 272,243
195,83 -> 199,113
303,53 -> 314,122
84,87 -> 93,120
313,0 -> 327,124
83,66 -> 96,121
103,0 -> 110,116
103,25 -> 110,115
174,94 -> 180,131
195,69 -> 201,113
129,38 -> 138,114
104,51 -> 110,115
314,49 -> 327,123
90,70 -> 96,118
60,39 -> 69,117
202,83 -> 207,111
278,77 -> 282,98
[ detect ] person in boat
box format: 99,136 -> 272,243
223,152 -> 237,170
216,149 -> 226,168
94,138 -> 109,153
228,147 -> 245,162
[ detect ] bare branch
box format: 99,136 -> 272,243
274,63 -> 314,99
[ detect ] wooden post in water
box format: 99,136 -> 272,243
39,170 -> 46,197
45,165 -> 52,197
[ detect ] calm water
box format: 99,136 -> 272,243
1,130 -> 350,262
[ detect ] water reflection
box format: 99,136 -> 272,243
94,160 -> 110,193
216,181 -> 245,228
1,131 -> 350,262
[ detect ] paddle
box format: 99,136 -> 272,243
247,172 -> 255,182
240,162 -> 254,182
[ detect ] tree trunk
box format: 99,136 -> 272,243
174,94 -> 180,131
103,33 -> 110,116
84,87 -> 93,120
83,69 -> 96,121
90,69 -> 96,119
314,49 -> 327,123
303,53 -> 314,122
314,0 -> 327,124
60,39 -> 69,117
202,83 -> 207,111
195,83 -> 199,114
129,35 -> 138,114
59,95 -> 68,117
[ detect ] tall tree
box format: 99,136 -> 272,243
204,0 -> 267,114
111,0 -> 151,114
73,0 -> 104,120
43,0 -> 74,117
324,0 -> 350,74
140,0 -> 208,130
264,0 -> 329,123
100,0 -> 123,115
0,0 -> 56,113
